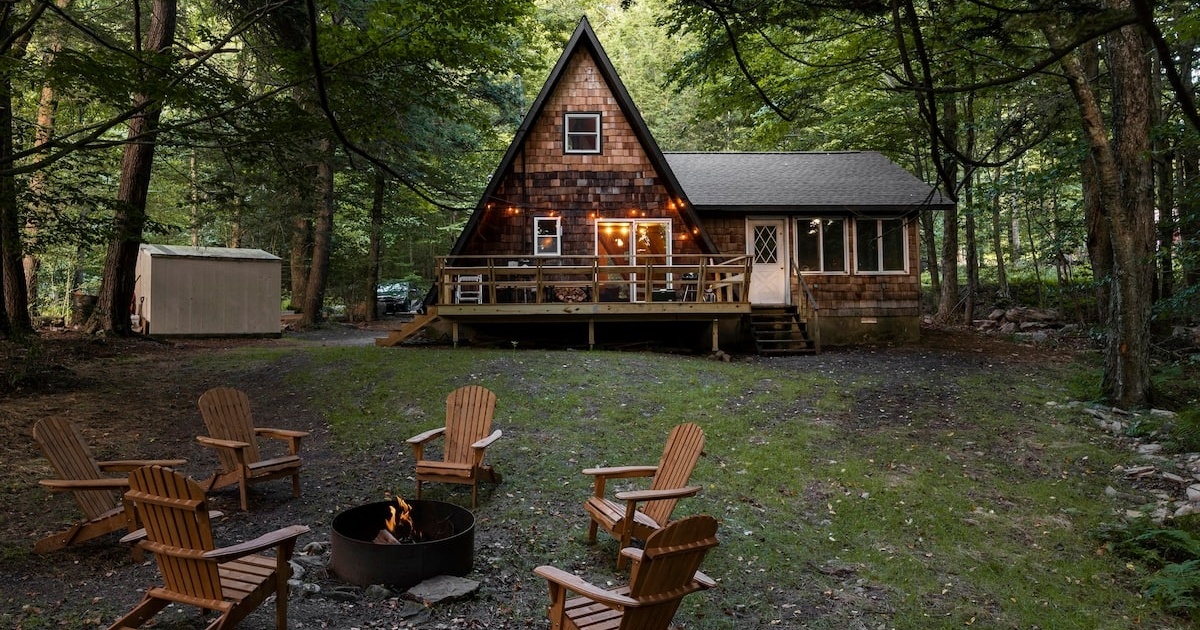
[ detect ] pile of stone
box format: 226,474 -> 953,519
974,307 -> 1076,345
1062,402 -> 1200,522
285,540 -> 480,618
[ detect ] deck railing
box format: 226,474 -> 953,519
434,255 -> 752,306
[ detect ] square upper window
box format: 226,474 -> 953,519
535,217 -> 561,256
564,113 -> 601,154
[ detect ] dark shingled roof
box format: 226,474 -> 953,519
664,151 -> 952,213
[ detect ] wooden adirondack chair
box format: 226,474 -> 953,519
406,385 -> 502,508
32,417 -> 185,556
583,422 -> 704,569
534,514 -> 719,630
196,387 -> 309,511
107,465 -> 309,630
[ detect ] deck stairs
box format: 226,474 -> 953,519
750,306 -> 815,356
375,309 -> 439,347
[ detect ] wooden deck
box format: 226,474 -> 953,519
433,254 -> 752,320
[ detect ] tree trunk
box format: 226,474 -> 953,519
935,95 -> 961,323
1049,9 -> 1155,407
299,138 -> 334,326
990,166 -> 1009,301
0,13 -> 31,336
366,167 -> 384,322
89,0 -> 177,335
25,34 -> 68,319
289,213 -> 310,311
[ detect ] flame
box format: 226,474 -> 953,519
384,494 -> 414,538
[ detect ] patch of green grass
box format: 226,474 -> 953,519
194,344 -> 1187,628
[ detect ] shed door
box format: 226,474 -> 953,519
747,218 -> 789,304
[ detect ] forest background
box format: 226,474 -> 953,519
0,0 -> 1198,410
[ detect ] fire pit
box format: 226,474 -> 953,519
330,498 -> 474,588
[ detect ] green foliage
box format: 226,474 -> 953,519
1104,519 -> 1200,619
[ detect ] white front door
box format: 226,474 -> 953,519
747,218 -> 789,304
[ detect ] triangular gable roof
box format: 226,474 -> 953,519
449,16 -> 715,255
664,152 -> 953,213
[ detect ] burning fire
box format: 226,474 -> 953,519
375,494 -> 415,545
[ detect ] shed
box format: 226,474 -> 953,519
133,244 -> 282,337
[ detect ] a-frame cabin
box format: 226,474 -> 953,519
380,17 -> 952,353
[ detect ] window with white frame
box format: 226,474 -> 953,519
534,217 -> 561,256
855,217 -> 907,273
564,113 -> 601,154
795,218 -> 847,272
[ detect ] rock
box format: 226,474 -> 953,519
1174,504 -> 1199,518
1150,409 -> 1177,419
987,308 -> 1006,321
302,541 -> 330,555
1187,485 -> 1200,503
1138,444 -> 1164,456
364,584 -> 395,600
406,575 -> 480,604
1163,472 -> 1187,484
291,581 -> 321,597
323,585 -> 360,602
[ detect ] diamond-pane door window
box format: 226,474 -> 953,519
754,225 -> 778,263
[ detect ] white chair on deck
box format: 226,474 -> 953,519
455,275 -> 484,304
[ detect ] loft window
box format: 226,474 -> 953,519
534,217 -> 561,256
855,217 -> 907,273
564,113 -> 601,154
795,218 -> 847,273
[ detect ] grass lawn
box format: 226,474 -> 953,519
225,336 -> 1179,628
2,330 -> 1189,629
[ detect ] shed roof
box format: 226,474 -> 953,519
664,151 -> 953,213
140,244 -> 281,261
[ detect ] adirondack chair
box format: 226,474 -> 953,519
108,465 -> 309,630
32,417 -> 185,556
583,422 -> 704,569
196,387 -> 309,511
406,385 -> 502,508
534,514 -> 719,630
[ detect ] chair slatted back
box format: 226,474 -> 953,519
625,515 -> 719,624
32,418 -> 116,520
126,466 -> 222,601
444,385 -> 497,464
643,422 -> 705,526
198,387 -> 263,470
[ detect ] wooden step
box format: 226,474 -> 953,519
750,307 -> 814,355
375,309 -> 439,347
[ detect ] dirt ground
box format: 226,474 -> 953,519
0,321 -> 1085,629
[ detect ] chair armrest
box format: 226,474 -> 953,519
406,427 -> 445,445
98,459 -> 187,472
256,427 -> 307,454
471,429 -> 502,449
204,524 -> 310,563
197,435 -> 252,451
580,465 -> 657,479
533,565 -> 639,608
614,484 -> 702,503
255,427 -> 310,439
40,478 -> 128,492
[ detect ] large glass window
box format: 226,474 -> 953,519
795,218 -> 847,272
596,220 -> 670,301
564,113 -> 601,154
534,217 -> 561,256
855,217 -> 907,273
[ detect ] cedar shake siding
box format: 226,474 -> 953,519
457,48 -> 704,259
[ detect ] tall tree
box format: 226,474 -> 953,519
87,0 -> 178,335
1046,3 -> 1155,406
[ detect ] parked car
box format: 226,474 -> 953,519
376,281 -> 423,315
